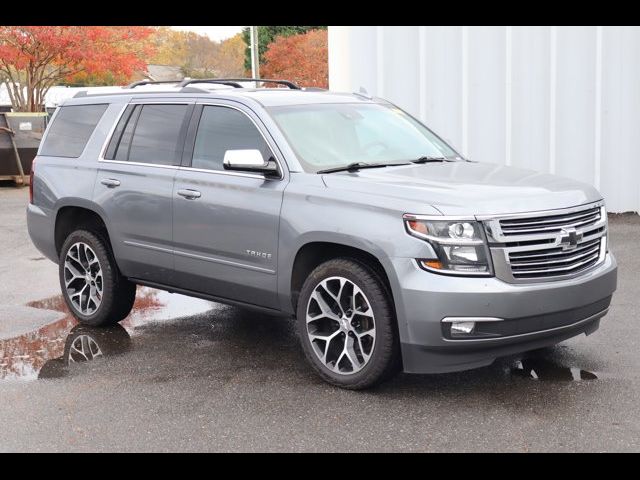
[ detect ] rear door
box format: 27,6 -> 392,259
94,100 -> 193,284
171,101 -> 287,309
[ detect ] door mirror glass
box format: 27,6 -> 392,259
223,149 -> 278,175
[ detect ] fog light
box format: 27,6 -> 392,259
450,321 -> 475,336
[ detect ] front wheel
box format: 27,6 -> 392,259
296,258 -> 400,389
59,229 -> 136,326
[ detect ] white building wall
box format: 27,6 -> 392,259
328,26 -> 640,213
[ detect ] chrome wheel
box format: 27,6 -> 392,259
306,276 -> 376,375
68,335 -> 103,363
64,242 -> 103,316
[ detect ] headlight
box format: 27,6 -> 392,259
404,216 -> 493,276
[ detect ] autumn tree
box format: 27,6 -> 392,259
182,32 -> 219,78
61,71 -> 133,87
241,26 -> 327,71
149,27 -> 190,67
0,26 -> 154,112
261,29 -> 328,88
213,34 -> 245,77
150,29 -> 245,79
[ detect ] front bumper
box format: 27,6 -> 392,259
391,252 -> 617,374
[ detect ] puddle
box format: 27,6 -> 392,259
38,324 -> 132,379
0,287 -> 214,381
511,358 -> 598,382
2,287 -> 600,385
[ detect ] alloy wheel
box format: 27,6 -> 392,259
63,242 -> 103,316
306,276 -> 376,374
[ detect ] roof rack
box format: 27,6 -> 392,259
125,79 -> 183,89
178,78 -> 301,90
179,79 -> 244,89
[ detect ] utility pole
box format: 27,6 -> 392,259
250,26 -> 260,83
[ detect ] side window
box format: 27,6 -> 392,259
105,104 -> 188,166
114,105 -> 141,161
104,104 -> 138,161
129,104 -> 188,165
192,106 -> 272,171
40,104 -> 108,158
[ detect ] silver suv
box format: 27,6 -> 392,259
27,78 -> 618,389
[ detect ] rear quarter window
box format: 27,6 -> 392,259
39,104 -> 108,158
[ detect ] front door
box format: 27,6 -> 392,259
172,103 -> 287,309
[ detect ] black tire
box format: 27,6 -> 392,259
296,258 -> 400,390
59,229 -> 136,326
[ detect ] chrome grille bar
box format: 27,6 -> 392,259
500,208 -> 600,228
509,238 -> 600,260
500,207 -> 600,235
510,243 -> 600,268
510,251 -> 600,278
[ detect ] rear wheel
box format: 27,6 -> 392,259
296,258 -> 400,390
59,229 -> 136,326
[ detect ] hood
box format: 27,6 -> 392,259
321,162 -> 602,216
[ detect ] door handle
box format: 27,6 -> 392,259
100,178 -> 121,188
177,189 -> 201,200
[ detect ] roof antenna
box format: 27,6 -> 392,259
354,86 -> 372,99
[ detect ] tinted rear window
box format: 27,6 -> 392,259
40,104 -> 108,158
128,104 -> 188,165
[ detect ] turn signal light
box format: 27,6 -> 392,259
421,260 -> 443,270
407,220 -> 429,236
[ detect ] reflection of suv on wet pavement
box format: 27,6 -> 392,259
27,78 -> 617,389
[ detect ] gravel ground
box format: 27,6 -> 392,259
0,185 -> 62,339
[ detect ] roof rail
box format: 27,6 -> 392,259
178,78 -> 301,90
125,79 -> 183,89
178,79 -> 244,89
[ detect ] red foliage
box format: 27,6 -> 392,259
261,29 -> 328,88
0,26 -> 154,111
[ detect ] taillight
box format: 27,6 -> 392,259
29,159 -> 35,204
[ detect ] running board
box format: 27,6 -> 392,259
129,278 -> 286,316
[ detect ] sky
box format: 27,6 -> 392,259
171,26 -> 245,42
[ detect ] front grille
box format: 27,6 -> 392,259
485,202 -> 607,283
499,206 -> 601,236
508,237 -> 601,279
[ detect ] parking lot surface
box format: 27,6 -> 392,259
1,186 -> 639,452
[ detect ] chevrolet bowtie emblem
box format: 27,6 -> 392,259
559,227 -> 583,251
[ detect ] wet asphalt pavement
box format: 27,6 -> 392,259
1,188 -> 639,452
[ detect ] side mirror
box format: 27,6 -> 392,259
223,149 -> 279,176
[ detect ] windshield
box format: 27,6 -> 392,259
267,103 -> 460,173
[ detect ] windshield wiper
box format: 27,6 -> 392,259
411,156 -> 448,164
317,161 -> 409,174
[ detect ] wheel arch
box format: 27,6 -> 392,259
286,235 -> 399,317
54,199 -> 115,260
